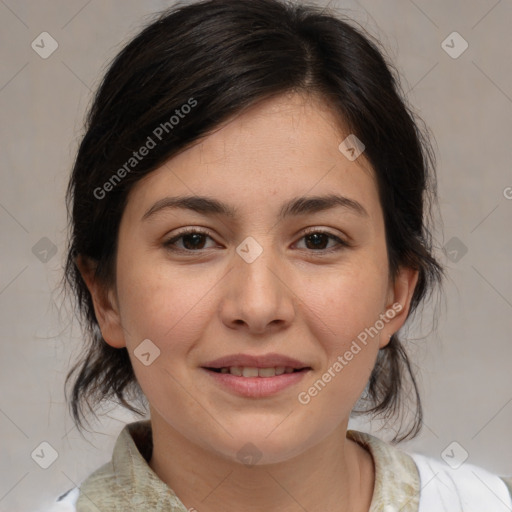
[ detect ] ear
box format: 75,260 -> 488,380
75,254 -> 126,348
379,266 -> 419,349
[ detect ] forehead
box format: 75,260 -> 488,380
126,92 -> 379,220
185,92 -> 370,173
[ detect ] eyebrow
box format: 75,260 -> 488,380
141,194 -> 368,222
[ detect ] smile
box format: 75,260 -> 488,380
207,366 -> 305,377
202,366 -> 311,398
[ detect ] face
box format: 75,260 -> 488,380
86,92 -> 417,465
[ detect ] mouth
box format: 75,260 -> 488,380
200,353 -> 312,397
204,366 -> 310,377
201,364 -> 311,398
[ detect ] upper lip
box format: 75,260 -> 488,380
202,353 -> 310,369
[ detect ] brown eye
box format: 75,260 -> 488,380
164,229 -> 216,252
296,230 -> 349,252
304,232 -> 330,250
180,233 -> 208,250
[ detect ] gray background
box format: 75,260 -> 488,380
1,0 -> 511,510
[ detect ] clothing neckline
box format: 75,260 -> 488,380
77,419 -> 420,511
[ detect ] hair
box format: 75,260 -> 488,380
63,0 -> 443,442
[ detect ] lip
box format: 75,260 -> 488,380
202,367 -> 310,398
202,352 -> 309,369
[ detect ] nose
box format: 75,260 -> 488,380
219,241 -> 296,335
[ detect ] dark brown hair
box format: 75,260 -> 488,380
63,0 -> 443,442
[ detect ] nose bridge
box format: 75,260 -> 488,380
236,235 -> 282,300
223,234 -> 294,331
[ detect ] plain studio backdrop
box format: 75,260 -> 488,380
0,1 -> 511,510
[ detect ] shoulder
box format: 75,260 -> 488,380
348,429 -> 512,511
37,420 -> 152,511
409,451 -> 512,511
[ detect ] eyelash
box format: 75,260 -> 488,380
163,228 -> 350,254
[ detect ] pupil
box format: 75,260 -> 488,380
183,233 -> 205,250
306,233 -> 327,250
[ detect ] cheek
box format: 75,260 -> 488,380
303,261 -> 389,344
296,260 -> 389,407
296,268 -> 386,417
115,251 -> 220,348
116,264 -> 218,408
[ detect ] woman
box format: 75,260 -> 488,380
47,0 -> 512,510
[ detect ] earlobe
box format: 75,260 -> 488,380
75,254 -> 127,349
379,267 -> 419,349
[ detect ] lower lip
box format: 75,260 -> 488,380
202,368 -> 310,398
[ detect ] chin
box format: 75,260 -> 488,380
210,429 -> 316,467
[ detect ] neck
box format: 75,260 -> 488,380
148,412 -> 374,512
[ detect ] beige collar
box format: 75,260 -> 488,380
76,420 -> 420,511
347,429 -> 420,512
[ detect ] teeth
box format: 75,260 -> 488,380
242,367 -> 259,377
258,367 -> 276,377
216,366 -> 300,377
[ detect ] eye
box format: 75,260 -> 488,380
295,229 -> 349,252
163,229 -> 218,252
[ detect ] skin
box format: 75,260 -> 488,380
79,91 -> 418,512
